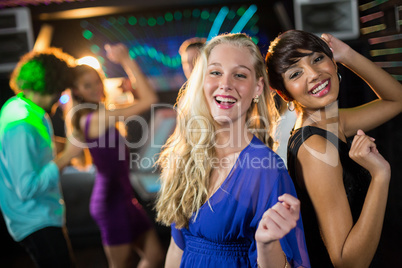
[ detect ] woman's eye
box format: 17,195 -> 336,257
289,71 -> 301,79
235,74 -> 247,78
314,55 -> 324,63
210,71 -> 221,76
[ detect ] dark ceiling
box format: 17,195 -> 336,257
0,0 -> 263,20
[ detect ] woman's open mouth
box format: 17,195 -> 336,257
309,79 -> 330,97
215,95 -> 237,109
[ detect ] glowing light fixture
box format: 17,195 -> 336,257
77,56 -> 101,69
207,6 -> 229,41
59,94 -> 70,104
231,5 -> 257,33
82,29 -> 93,40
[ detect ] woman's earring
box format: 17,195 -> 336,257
253,95 -> 259,104
337,72 -> 342,83
287,101 -> 295,112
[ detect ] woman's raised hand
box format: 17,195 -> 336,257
255,194 -> 300,244
349,129 -> 391,180
104,43 -> 130,64
321,33 -> 351,63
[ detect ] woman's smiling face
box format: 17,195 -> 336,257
203,43 -> 263,127
74,69 -> 105,104
282,49 -> 339,112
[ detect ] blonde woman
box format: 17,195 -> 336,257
156,33 -> 310,268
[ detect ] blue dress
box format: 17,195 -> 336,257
172,136 -> 311,268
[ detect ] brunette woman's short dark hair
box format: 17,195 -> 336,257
265,30 -> 333,99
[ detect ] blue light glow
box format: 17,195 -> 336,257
59,94 -> 70,104
231,5 -> 257,33
80,4 -> 263,91
207,6 -> 229,41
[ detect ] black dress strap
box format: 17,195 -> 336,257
288,126 -> 340,185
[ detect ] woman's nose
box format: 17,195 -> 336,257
219,74 -> 232,91
304,64 -> 321,82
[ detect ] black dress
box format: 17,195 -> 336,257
287,126 -> 371,267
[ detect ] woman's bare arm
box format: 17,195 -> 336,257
321,34 -> 402,137
297,131 -> 390,267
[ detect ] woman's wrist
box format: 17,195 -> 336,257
257,251 -> 288,268
256,240 -> 287,268
337,45 -> 354,65
339,46 -> 360,67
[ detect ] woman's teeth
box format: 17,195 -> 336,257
215,96 -> 236,103
311,80 -> 329,94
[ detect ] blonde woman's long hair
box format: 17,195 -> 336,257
155,33 -> 278,228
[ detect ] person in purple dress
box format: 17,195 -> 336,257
68,43 -> 165,268
155,33 -> 310,268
